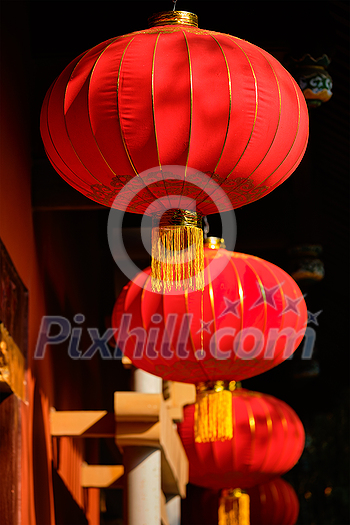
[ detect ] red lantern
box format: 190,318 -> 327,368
177,388 -> 305,490
247,477 -> 300,525
40,10 -> 308,290
112,239 -> 307,383
182,477 -> 300,525
112,238 -> 307,442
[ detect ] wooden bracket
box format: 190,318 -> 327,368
115,392 -> 188,497
81,464 -> 124,488
50,410 -> 115,437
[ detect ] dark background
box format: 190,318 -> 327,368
4,1 -> 349,523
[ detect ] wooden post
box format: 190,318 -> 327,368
123,369 -> 162,524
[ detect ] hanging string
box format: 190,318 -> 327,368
203,216 -> 210,239
173,0 -> 177,11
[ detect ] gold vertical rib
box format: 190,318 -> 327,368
182,31 -> 193,178
116,37 -> 140,177
193,34 -> 232,204
86,39 -> 158,207
245,258 -> 268,334
184,289 -> 210,380
231,52 -> 282,190
243,396 -> 256,468
256,397 -> 274,472
151,32 -> 162,169
254,74 -> 304,191
228,256 -> 245,362
62,48 -> 113,186
226,36 -> 258,178
258,257 -> 286,327
211,35 -> 232,173
205,251 -> 217,360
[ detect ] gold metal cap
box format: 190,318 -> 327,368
148,11 -> 198,28
204,237 -> 226,249
152,209 -> 202,228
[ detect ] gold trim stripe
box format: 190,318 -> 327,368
116,38 -> 140,177
228,255 -> 244,363
192,34 -> 232,204
116,36 -> 163,206
151,32 -> 162,169
252,71 -> 304,191
87,39 -> 157,207
211,35 -> 232,174
205,251 -> 217,362
46,52 -> 103,190
182,31 -> 193,179
62,40 -> 125,186
226,36 -> 259,178
243,397 -> 256,468
230,51 -> 282,192
255,397 -> 274,472
184,289 -> 211,381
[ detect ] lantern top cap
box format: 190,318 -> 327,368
204,237 -> 226,249
148,11 -> 198,28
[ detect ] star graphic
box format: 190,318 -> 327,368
280,295 -> 304,316
250,282 -> 283,310
196,319 -> 213,334
218,296 -> 242,319
307,310 -> 323,326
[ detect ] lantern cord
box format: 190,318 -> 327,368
172,0 -> 177,11
203,216 -> 209,239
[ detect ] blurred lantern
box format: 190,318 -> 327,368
177,388 -> 305,490
40,10 -> 308,291
213,478 -> 299,525
112,238 -> 307,442
291,54 -> 333,108
182,477 -> 299,525
245,477 -> 299,525
288,244 -> 325,284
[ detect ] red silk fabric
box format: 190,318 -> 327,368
248,477 -> 300,525
112,246 -> 307,383
177,389 -> 305,490
40,24 -> 308,213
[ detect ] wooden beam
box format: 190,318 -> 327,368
115,392 -> 161,422
81,464 -> 124,488
50,410 -> 115,437
115,392 -> 188,497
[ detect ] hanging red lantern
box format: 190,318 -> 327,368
246,477 -> 300,525
40,10 -> 309,290
182,477 -> 299,525
177,388 -> 305,490
112,238 -> 307,441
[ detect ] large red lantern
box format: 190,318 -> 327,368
177,388 -> 305,490
246,477 -> 300,525
185,478 -> 299,525
112,238 -> 307,441
40,10 -> 308,290
181,478 -> 299,525
112,239 -> 307,382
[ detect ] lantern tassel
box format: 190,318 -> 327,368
218,489 -> 250,525
151,209 -> 204,292
194,381 -> 236,443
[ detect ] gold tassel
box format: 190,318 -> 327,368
151,209 -> 204,292
218,489 -> 250,525
194,381 -> 236,443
